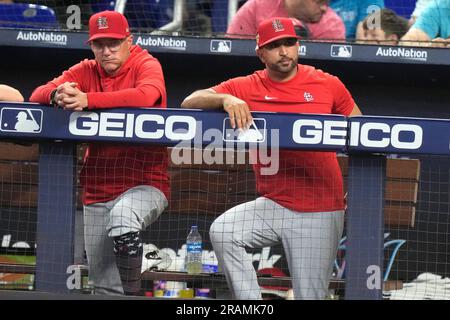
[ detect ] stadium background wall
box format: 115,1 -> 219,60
1,44 -> 450,283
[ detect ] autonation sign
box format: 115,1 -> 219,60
376,47 -> 428,62
135,36 -> 187,51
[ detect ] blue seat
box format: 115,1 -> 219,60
211,0 -> 228,33
210,0 -> 247,34
91,0 -> 116,13
384,0 -> 416,18
0,3 -> 59,29
124,0 -> 173,29
91,1 -> 173,30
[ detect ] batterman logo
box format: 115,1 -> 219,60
0,107 -> 42,133
376,47 -> 428,62
210,40 -> 232,53
135,36 -> 187,51
330,44 -> 352,58
222,118 -> 266,143
16,31 -> 67,45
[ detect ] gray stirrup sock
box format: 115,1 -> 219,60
113,231 -> 143,295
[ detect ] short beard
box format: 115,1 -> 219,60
267,59 -> 296,75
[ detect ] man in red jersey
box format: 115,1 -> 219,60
182,17 -> 361,299
30,11 -> 169,296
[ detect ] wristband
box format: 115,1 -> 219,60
50,89 -> 58,107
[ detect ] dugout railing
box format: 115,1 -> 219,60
0,103 -> 446,299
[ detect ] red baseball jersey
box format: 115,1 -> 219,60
30,45 -> 169,205
211,64 -> 355,212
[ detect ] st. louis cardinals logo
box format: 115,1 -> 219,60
272,19 -> 285,32
97,16 -> 108,29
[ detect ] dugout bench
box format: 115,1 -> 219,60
0,144 -> 419,296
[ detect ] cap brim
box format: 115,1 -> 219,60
86,33 -> 128,43
258,35 -> 299,49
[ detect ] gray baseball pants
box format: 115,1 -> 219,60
83,185 -> 168,295
209,197 -> 344,300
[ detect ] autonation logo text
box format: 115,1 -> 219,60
16,31 -> 67,45
135,36 -> 187,51
376,47 -> 428,62
298,45 -> 306,56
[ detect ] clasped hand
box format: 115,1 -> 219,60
54,82 -> 88,111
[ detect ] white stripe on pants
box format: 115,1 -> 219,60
209,197 -> 344,300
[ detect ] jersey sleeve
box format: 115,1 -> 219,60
87,58 -> 166,108
210,76 -> 248,98
412,1 -> 441,39
29,60 -> 87,104
328,75 -> 355,116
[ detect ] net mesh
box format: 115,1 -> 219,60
0,1 -> 436,43
1,0 -> 449,300
2,139 -> 450,299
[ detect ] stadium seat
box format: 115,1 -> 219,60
124,0 -> 173,30
385,0 -> 416,18
91,0 -> 116,13
0,3 -> 59,29
211,0 -> 228,33
210,0 -> 248,34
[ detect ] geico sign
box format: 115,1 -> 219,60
292,119 -> 423,150
69,112 -> 196,140
349,122 -> 422,149
292,119 -> 347,146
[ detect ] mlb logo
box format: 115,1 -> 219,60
210,40 -> 232,53
0,107 -> 43,133
330,45 -> 352,58
222,118 -> 266,143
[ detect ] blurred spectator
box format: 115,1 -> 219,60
0,84 -> 24,102
330,0 -> 385,39
401,0 -> 450,47
226,0 -> 345,41
409,0 -> 432,26
358,8 -> 409,45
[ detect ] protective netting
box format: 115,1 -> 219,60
2,138 -> 450,299
0,1 -> 432,42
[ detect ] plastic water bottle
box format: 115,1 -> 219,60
186,225 -> 202,275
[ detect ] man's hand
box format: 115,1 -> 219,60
54,82 -> 88,111
223,95 -> 253,130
